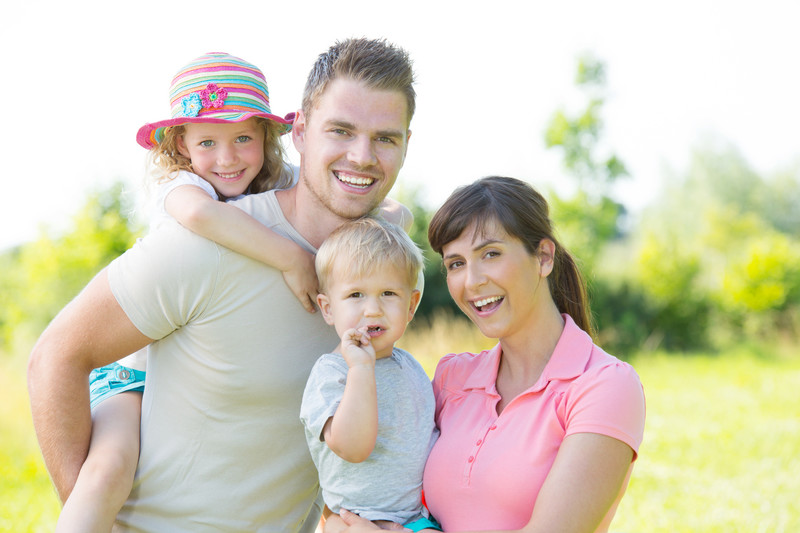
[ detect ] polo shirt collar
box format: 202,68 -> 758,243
461,314 -> 595,393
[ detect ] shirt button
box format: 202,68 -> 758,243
490,425 -> 497,430
476,439 -> 482,446
468,456 -> 474,463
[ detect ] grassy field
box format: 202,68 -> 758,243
3,318 -> 799,532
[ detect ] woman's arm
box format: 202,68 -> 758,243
335,433 -> 633,533
165,185 -> 318,312
520,433 -> 634,533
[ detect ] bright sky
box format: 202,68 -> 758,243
2,0 -> 798,250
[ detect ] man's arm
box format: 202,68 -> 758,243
27,268 -> 152,502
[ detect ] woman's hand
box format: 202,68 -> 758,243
337,509 -> 409,531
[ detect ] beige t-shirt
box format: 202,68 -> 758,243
109,190 -> 338,532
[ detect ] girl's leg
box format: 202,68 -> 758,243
55,391 -> 142,533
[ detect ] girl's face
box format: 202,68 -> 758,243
441,220 -> 548,342
178,118 -> 265,199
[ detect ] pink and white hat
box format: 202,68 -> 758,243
136,52 -> 295,149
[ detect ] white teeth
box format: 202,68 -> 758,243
337,172 -> 375,187
218,172 -> 241,179
475,296 -> 501,308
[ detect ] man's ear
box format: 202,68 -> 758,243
316,293 -> 335,326
292,109 -> 307,154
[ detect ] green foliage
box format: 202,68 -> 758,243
388,186 -> 459,319
549,189 -> 624,273
544,53 -> 628,199
0,182 -> 141,347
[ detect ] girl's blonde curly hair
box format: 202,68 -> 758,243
147,118 -> 293,196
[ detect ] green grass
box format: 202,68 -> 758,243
3,328 -> 799,532
1,349 -> 60,532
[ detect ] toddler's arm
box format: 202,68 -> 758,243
322,327 -> 379,463
165,185 -> 318,313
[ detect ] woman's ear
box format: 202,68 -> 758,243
538,239 -> 556,278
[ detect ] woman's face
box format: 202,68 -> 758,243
441,220 -> 546,341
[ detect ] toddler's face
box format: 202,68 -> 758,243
318,263 -> 420,359
178,118 -> 265,199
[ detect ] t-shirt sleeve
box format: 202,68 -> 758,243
299,356 -> 348,442
108,223 -> 222,340
563,361 -> 646,458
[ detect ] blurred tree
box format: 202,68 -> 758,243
628,143 -> 800,348
544,53 -> 628,272
0,182 -> 141,347
388,186 -> 460,320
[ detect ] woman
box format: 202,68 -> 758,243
336,176 -> 645,532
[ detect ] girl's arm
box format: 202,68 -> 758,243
378,197 -> 413,232
165,185 -> 318,313
322,328 -> 379,463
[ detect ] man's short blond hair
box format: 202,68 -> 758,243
302,38 -> 415,125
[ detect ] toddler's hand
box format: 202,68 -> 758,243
341,327 -> 376,368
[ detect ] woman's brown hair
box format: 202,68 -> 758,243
428,176 -> 594,338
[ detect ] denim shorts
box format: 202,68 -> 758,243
89,362 -> 146,409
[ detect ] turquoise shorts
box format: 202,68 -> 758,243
405,516 -> 442,532
89,362 -> 146,409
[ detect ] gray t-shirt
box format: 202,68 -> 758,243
109,190 -> 338,532
300,347 -> 438,524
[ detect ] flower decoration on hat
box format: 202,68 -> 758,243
200,83 -> 228,109
181,93 -> 203,118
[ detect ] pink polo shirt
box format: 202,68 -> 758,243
422,315 -> 645,531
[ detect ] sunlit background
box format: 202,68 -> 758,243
2,0 -> 798,250
2,2 -> 799,532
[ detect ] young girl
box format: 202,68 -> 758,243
56,52 -> 411,533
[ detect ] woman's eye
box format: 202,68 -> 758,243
446,260 -> 464,271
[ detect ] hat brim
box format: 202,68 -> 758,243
136,111 -> 295,149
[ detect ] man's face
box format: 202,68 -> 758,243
292,78 -> 411,220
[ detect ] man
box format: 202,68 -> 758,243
28,37 -> 415,532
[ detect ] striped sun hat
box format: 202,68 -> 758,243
136,52 -> 295,149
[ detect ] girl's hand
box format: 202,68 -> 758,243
339,509 -> 409,531
281,247 -> 318,313
340,327 -> 376,369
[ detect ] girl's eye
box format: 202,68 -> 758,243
199,140 -> 214,148
348,292 -> 362,299
235,135 -> 252,143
